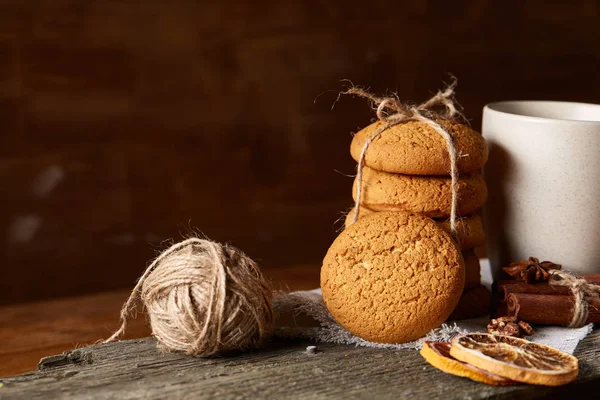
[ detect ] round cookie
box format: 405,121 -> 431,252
350,120 -> 488,175
345,207 -> 485,250
463,250 -> 482,290
352,167 -> 487,218
343,206 -> 377,229
321,211 -> 465,344
437,214 -> 485,250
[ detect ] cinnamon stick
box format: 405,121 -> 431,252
506,292 -> 600,325
495,274 -> 600,302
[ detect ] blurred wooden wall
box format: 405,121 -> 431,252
1,1 -> 599,304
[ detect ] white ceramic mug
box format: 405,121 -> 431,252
482,101 -> 600,278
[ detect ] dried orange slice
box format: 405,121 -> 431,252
420,341 -> 516,386
450,333 -> 579,386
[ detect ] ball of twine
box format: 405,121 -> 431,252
105,237 -> 273,356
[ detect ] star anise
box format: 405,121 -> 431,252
487,316 -> 535,338
502,257 -> 562,283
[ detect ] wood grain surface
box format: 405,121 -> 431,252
1,1 -> 600,304
2,329 -> 599,399
0,264 -> 320,378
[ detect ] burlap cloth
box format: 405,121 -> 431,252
273,259 -> 593,354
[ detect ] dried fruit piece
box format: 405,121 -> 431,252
450,333 -> 579,386
420,341 -> 516,386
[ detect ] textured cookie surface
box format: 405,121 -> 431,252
321,211 -> 465,344
352,167 -> 487,218
350,120 -> 488,175
438,214 -> 485,250
345,207 -> 485,250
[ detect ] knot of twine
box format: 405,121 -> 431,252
549,270 -> 600,328
346,78 -> 461,233
105,238 -> 273,356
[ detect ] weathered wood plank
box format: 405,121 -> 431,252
0,266 -> 320,378
1,330 -> 599,399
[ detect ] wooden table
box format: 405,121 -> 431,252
0,264 -> 321,378
1,264 -> 600,399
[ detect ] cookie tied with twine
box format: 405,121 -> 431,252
105,237 -> 273,356
345,78 -> 462,234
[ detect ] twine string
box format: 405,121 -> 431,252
549,270 -> 600,327
346,78 -> 461,233
104,237 -> 205,343
104,237 -> 273,356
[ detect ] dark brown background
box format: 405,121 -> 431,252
1,0 -> 599,304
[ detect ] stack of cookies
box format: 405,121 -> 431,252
345,119 -> 490,320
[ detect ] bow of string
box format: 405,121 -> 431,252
344,77 -> 462,234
